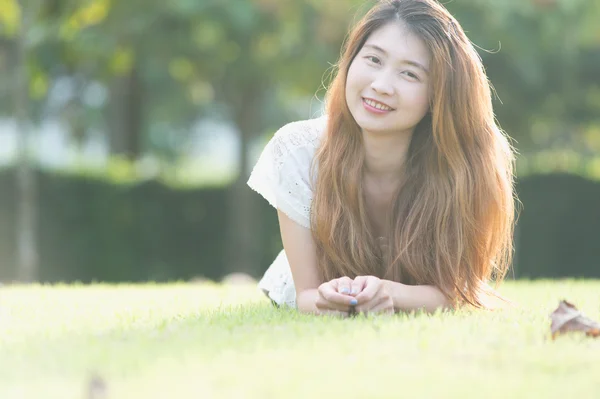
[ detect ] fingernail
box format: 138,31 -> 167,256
350,299 -> 358,306
351,289 -> 358,295
340,288 -> 349,294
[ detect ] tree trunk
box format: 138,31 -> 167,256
225,88 -> 264,278
107,66 -> 143,160
15,0 -> 39,282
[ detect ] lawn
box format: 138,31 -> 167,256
1,280 -> 599,399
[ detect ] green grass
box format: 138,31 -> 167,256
1,280 -> 599,399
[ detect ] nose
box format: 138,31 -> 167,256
370,71 -> 395,96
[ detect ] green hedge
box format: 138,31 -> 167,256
0,169 -> 281,283
0,169 -> 598,282
513,173 -> 600,279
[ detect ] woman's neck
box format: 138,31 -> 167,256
362,129 -> 413,186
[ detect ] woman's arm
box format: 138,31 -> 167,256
277,210 -> 321,313
383,280 -> 452,313
277,210 -> 355,315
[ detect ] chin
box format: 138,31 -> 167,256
353,116 -> 389,133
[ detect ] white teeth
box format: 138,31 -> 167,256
364,99 -> 392,111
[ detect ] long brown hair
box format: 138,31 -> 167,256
310,0 -> 517,308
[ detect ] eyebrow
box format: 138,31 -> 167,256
363,44 -> 429,74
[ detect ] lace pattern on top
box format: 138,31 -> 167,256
247,116 -> 326,229
247,116 -> 327,307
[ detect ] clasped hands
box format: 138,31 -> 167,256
315,275 -> 395,317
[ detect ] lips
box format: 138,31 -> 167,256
363,97 -> 394,111
362,97 -> 395,111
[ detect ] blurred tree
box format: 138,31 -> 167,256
3,0 -> 600,158
50,0 -> 145,159
1,0 -> 599,280
189,0 -> 371,275
13,0 -> 40,281
445,0 -> 600,151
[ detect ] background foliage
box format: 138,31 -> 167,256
0,0 -> 599,282
0,170 -> 599,282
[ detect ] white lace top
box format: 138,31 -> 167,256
247,115 -> 328,307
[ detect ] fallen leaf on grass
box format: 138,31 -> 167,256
87,373 -> 107,399
550,300 -> 600,339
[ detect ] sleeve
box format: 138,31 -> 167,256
247,121 -> 317,229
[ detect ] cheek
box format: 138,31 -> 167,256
345,64 -> 359,97
346,62 -> 371,92
417,90 -> 430,112
406,85 -> 430,113
345,68 -> 364,113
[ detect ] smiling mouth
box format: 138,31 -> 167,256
363,98 -> 394,111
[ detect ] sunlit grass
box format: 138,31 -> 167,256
1,280 -> 599,399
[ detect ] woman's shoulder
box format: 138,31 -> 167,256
271,114 -> 328,152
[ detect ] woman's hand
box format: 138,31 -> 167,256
349,276 -> 395,315
315,276 -> 358,316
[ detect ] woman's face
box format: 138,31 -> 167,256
345,22 -> 431,136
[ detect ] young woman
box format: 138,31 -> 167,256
248,0 -> 516,316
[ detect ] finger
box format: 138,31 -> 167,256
356,296 -> 392,315
355,295 -> 385,314
355,276 -> 380,303
336,276 -> 353,295
350,276 -> 368,296
316,295 -> 354,312
319,283 -> 358,308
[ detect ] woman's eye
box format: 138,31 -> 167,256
402,71 -> 420,81
365,56 -> 380,64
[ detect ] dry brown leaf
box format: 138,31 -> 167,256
550,300 -> 600,339
87,373 -> 107,399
